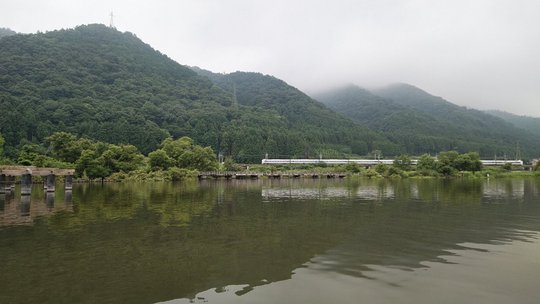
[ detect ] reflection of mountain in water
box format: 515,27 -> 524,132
262,179 -> 538,203
262,184 -> 396,201
0,179 -> 539,303
482,179 -> 526,201
262,188 -> 352,200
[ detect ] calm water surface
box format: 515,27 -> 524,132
1,178 -> 539,303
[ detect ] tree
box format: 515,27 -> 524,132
178,146 -> 218,171
437,151 -> 460,168
465,152 -> 482,172
148,149 -> 173,170
374,163 -> 388,175
417,154 -> 436,170
75,150 -> 112,181
0,132 -> 4,158
161,137 -> 194,161
17,143 -> 47,165
99,144 -> 144,173
393,154 -> 412,171
86,161 -> 111,181
387,166 -> 403,177
345,162 -> 362,173
434,151 -> 482,174
502,162 -> 512,171
437,165 -> 455,176
454,152 -> 482,172
160,137 -> 218,171
46,132 -> 94,163
223,157 -> 240,171
46,132 -> 80,163
75,149 -> 98,177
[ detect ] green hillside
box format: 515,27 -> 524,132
316,84 -> 540,158
486,110 -> 540,136
315,85 -> 459,154
0,24 -> 394,162
192,68 -> 399,158
0,24 -> 225,156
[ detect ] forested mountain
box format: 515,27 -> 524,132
2,24 -> 535,163
0,28 -> 17,39
316,84 -> 540,158
316,85 -> 459,154
486,110 -> 540,136
372,85 -> 540,158
0,24 -> 394,162
0,24 -> 223,156
192,68 -> 399,158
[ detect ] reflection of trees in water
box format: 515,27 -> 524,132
261,178 -> 539,204
482,178 -> 528,202
297,179 -> 540,281
0,186 -> 73,227
0,179 -> 539,303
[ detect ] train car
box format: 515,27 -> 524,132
261,159 -> 523,166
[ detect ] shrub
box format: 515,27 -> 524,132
149,149 -> 173,170
374,163 -> 388,175
364,168 -> 381,178
394,154 -> 412,171
501,162 -> 512,171
168,167 -> 197,181
223,157 -> 241,171
386,166 -> 403,177
437,164 -> 456,176
345,163 -> 363,173
417,154 -> 436,171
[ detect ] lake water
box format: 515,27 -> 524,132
1,178 -> 539,303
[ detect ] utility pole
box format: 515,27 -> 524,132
227,75 -> 238,110
232,83 -> 238,110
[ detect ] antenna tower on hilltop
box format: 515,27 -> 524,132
109,12 -> 115,28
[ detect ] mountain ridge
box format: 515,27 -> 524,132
191,67 -> 401,157
0,24 -> 396,161
315,84 -> 540,158
1,23 -> 537,161
0,27 -> 17,39
486,110 -> 540,136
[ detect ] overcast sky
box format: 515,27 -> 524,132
2,0 -> 540,116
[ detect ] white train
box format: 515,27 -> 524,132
261,159 -> 523,166
479,160 -> 523,166
262,159 -> 399,165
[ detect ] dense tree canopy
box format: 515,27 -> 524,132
11,131 -> 217,179
0,132 -> 4,158
487,110 -> 540,136
316,85 -> 540,158
0,25 -> 395,163
1,25 -> 536,163
160,137 -> 218,171
0,28 -> 16,39
192,68 -> 401,160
